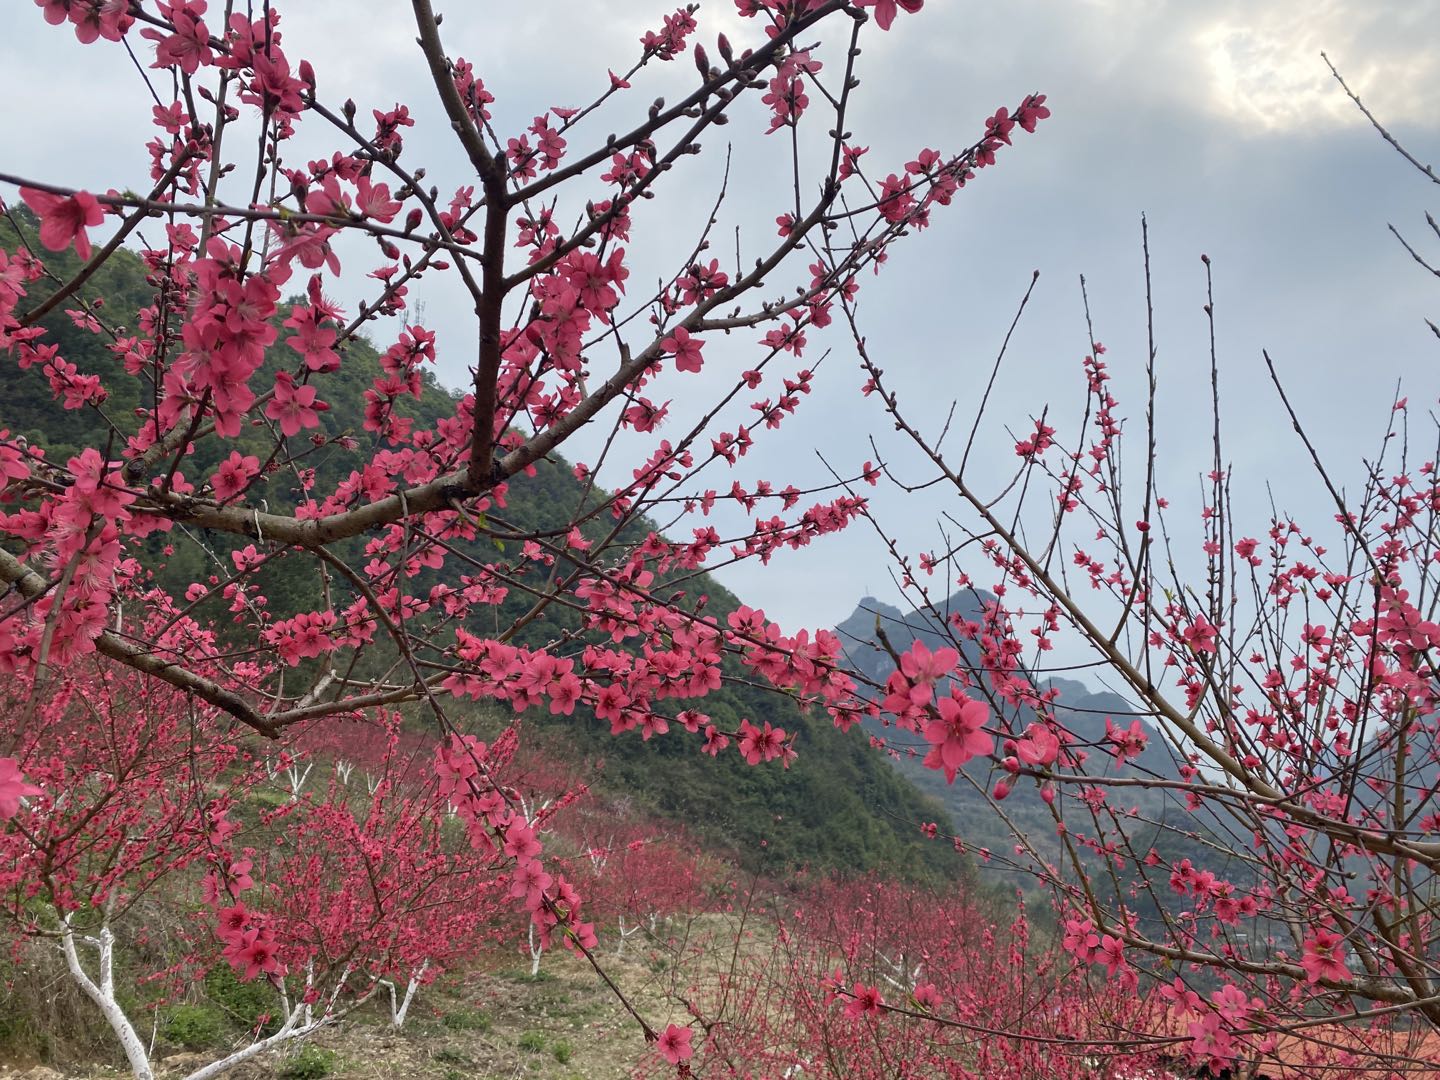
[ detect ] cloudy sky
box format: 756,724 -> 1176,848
3,1 -> 1438,642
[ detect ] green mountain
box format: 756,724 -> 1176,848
0,211 -> 963,882
833,591 -> 1259,920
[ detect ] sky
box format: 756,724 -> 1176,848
3,0 -> 1438,646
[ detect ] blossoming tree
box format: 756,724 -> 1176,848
663,875 -> 1156,1079
9,0 -> 1440,1075
0,661 -> 511,1080
834,209 -> 1440,1072
1,0 -> 1051,1067
7,0 -> 1440,1075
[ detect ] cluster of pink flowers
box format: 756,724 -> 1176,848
434,734 -> 598,966
201,831 -> 286,981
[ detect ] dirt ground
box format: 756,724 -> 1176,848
1,915 -> 767,1080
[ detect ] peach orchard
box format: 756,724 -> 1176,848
1,1 -> 1438,1078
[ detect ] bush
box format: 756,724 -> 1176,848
518,1029 -> 547,1053
0,943 -> 118,1065
277,1043 -> 336,1080
551,1038 -> 573,1064
203,964 -> 277,1035
161,1003 -> 225,1050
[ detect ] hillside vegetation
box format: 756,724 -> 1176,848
0,211 -> 961,881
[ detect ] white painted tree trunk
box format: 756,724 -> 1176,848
586,835 -> 612,874
58,914 -> 366,1080
179,1010 -> 308,1080
60,917 -> 155,1080
528,922 -> 544,977
384,960 -> 429,1029
876,949 -> 923,992
284,760 -> 313,801
180,965 -> 368,1080
615,915 -> 643,958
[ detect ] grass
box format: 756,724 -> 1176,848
15,917 -> 764,1080
439,1006 -> 491,1032
276,1044 -> 337,1080
432,1047 -> 473,1067
499,966 -> 558,983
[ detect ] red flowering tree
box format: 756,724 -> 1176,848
6,0 -> 1439,1075
660,874 -> 1155,1079
1,0 -> 1050,1063
244,722 -> 514,1033
838,215 -> 1440,1073
0,663 -> 518,1079
0,659 -> 269,1080
578,824 -> 723,957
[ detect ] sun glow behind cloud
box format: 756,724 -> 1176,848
1194,1 -> 1440,133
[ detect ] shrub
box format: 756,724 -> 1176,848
204,964 -> 278,1036
277,1043 -> 336,1080
161,1003 -> 225,1050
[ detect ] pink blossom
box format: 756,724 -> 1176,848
1014,722 -> 1059,767
0,758 -> 42,818
662,327 -> 705,373
215,902 -> 251,940
1301,929 -> 1349,984
509,859 -> 553,909
355,176 -> 401,222
899,639 -> 958,685
877,173 -> 916,223
843,982 -> 884,1018
504,821 -> 542,861
211,451 -> 261,502
1016,93 -> 1051,132
222,925 -> 285,981
1187,1012 -> 1236,1071
141,1 -> 213,74
20,187 -> 105,260
738,719 -> 786,764
37,0 -> 132,43
858,0 -> 923,31
1105,717 -> 1148,763
656,1023 -> 694,1064
922,692 -> 991,782
265,371 -> 328,437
